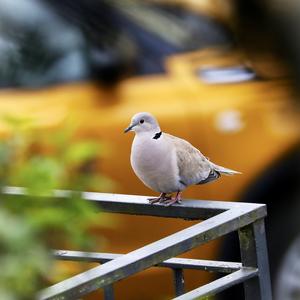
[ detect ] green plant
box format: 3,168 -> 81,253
0,116 -> 113,299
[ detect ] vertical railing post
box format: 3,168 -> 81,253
173,268 -> 185,297
104,284 -> 114,300
238,218 -> 272,300
101,260 -> 114,300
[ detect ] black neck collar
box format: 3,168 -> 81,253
153,131 -> 162,140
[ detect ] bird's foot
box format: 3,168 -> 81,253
148,193 -> 171,204
159,194 -> 172,203
164,192 -> 182,206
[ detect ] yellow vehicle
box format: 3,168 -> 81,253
0,46 -> 299,299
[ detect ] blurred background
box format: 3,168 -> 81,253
0,0 -> 299,299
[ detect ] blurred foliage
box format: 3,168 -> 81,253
0,116 -> 113,300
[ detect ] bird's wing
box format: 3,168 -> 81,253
164,133 -> 214,186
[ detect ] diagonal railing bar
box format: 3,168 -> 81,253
52,250 -> 243,273
37,204 -> 266,300
173,268 -> 259,300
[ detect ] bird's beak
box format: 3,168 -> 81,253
124,123 -> 136,133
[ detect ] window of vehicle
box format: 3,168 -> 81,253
198,65 -> 256,84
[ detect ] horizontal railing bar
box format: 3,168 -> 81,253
2,186 -> 265,220
38,205 -> 266,300
173,268 -> 258,300
52,250 -> 242,273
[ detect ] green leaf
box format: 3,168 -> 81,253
63,141 -> 100,166
12,157 -> 64,196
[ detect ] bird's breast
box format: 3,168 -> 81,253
130,135 -> 180,193
131,136 -> 169,174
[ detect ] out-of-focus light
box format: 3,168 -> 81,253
215,110 -> 245,133
198,65 -> 256,84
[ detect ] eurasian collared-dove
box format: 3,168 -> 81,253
124,112 -> 241,206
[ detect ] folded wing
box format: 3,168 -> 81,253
165,134 -> 215,186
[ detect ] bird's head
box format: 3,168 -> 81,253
124,112 -> 160,134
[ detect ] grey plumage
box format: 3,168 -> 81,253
125,112 -> 240,205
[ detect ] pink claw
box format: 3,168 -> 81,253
148,193 -> 171,204
165,191 -> 182,206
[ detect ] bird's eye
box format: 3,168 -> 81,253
140,119 -> 144,124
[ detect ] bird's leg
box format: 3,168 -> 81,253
165,191 -> 182,206
148,193 -> 170,204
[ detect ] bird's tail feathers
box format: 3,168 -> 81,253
210,163 -> 242,175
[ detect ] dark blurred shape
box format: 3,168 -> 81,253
100,0 -> 232,74
0,0 -> 89,88
0,0 -> 232,88
42,0 -> 136,85
232,0 -> 300,99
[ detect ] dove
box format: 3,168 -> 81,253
124,112 -> 241,206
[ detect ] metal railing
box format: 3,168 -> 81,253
5,188 -> 272,299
